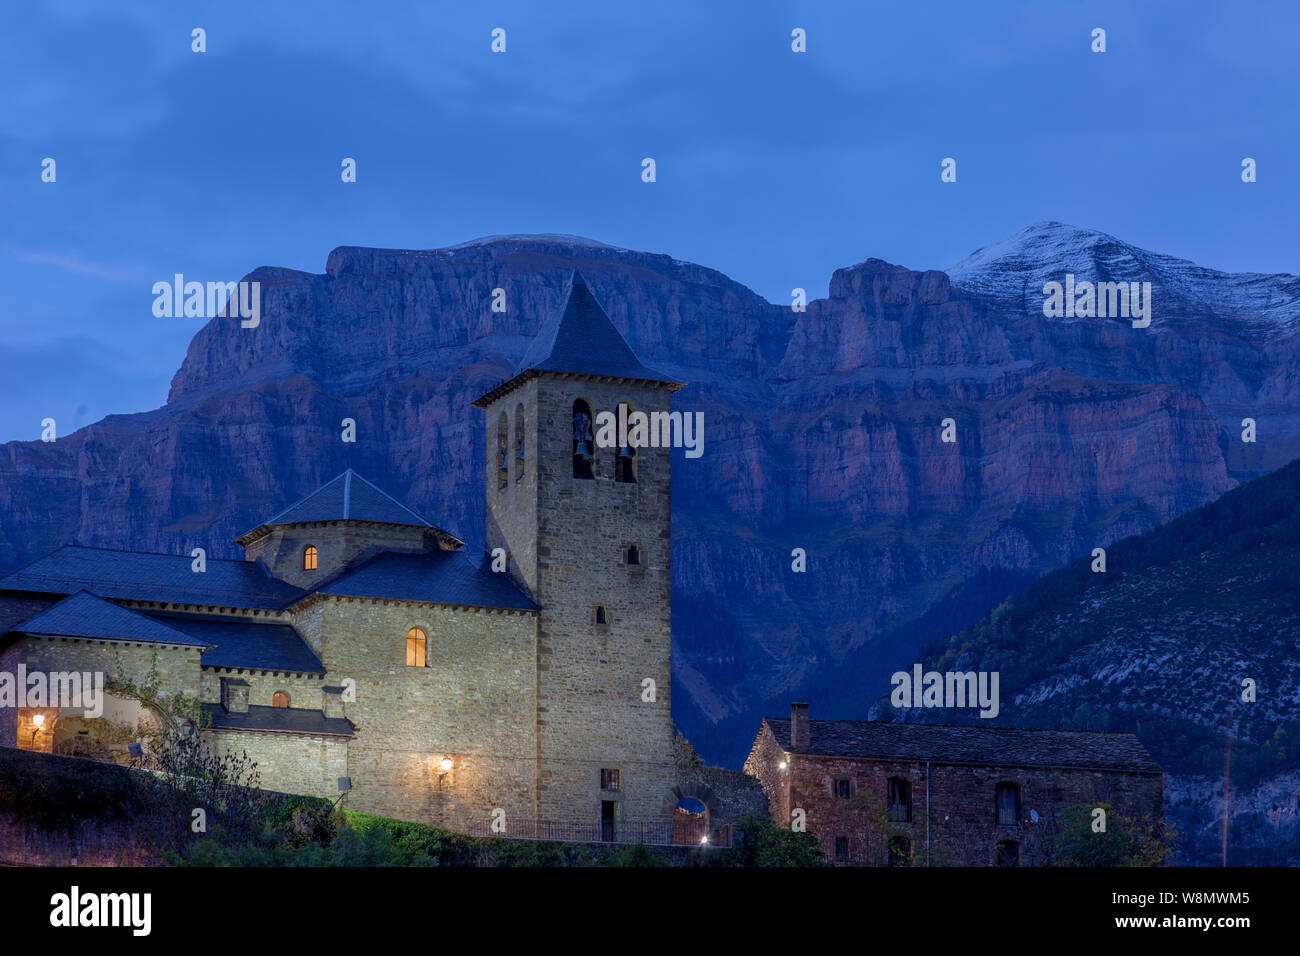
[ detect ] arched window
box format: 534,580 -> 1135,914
272,691 -> 290,709
406,627 -> 426,667
594,605 -> 608,625
303,545 -> 318,571
514,403 -> 525,483
995,782 -> 1021,826
624,545 -> 641,566
615,404 -> 637,483
497,411 -> 509,490
573,400 -> 595,479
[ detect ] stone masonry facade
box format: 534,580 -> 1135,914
745,712 -> 1165,866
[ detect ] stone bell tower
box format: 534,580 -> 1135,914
473,273 -> 684,831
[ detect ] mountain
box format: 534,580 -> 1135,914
883,456 -> 1300,865
0,224 -> 1297,767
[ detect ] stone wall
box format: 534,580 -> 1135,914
243,521 -> 435,589
205,728 -> 349,800
484,375 -> 677,827
745,724 -> 1165,866
200,667 -> 327,711
316,595 -> 539,833
0,634 -> 203,752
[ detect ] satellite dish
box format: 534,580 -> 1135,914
1029,809 -> 1040,823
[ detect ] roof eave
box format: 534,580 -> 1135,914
472,367 -> 686,408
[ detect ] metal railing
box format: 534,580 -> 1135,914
462,818 -> 731,848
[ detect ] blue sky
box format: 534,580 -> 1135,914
1,0 -> 1295,440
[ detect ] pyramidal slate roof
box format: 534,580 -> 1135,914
11,591 -> 208,647
474,273 -> 683,406
762,718 -> 1161,773
0,545 -> 304,610
240,470 -> 463,546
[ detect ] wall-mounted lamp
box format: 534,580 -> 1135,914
30,713 -> 45,748
778,760 -> 787,771
438,756 -> 453,788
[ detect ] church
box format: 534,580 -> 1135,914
0,275 -> 684,841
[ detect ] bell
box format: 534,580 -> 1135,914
575,441 -> 592,459
618,445 -> 634,459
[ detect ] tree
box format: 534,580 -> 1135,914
736,812 -> 827,866
1047,803 -> 1176,867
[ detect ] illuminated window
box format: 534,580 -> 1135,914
406,627 -> 427,667
272,691 -> 289,709
303,545 -> 318,571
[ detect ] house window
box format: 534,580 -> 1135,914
888,777 -> 912,823
834,778 -> 851,799
624,545 -> 641,566
600,769 -> 621,791
887,836 -> 911,867
834,836 -> 849,861
272,691 -> 289,709
594,605 -> 608,625
995,840 -> 1020,866
995,782 -> 1021,826
303,545 -> 318,571
406,627 -> 427,668
573,400 -> 595,479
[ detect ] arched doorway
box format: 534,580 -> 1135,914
51,694 -> 160,765
673,796 -> 709,845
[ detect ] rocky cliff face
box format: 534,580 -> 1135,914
1,225 -> 1296,766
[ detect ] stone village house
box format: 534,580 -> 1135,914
0,275 -> 1163,858
744,703 -> 1164,865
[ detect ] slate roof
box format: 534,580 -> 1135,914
145,611 -> 325,674
763,718 -> 1161,773
314,549 -> 538,611
474,273 -> 684,406
202,703 -> 355,737
242,469 -> 458,541
0,545 -> 304,610
11,591 -> 208,647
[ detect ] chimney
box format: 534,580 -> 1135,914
220,677 -> 250,714
791,702 -> 810,750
